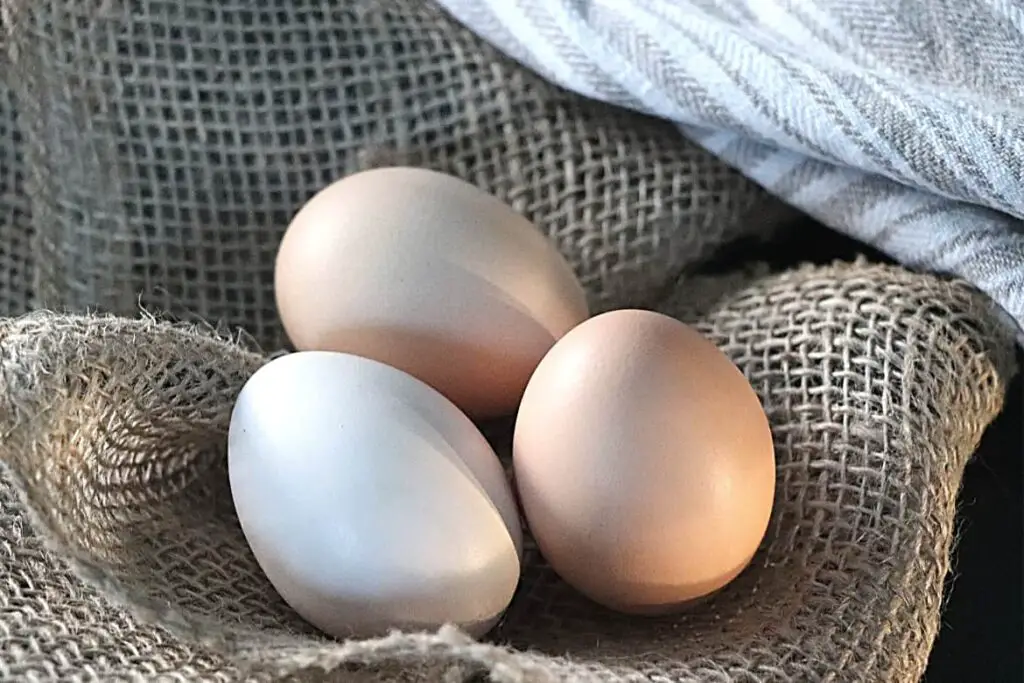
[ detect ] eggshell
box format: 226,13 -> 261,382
228,351 -> 522,640
274,167 -> 590,419
513,309 -> 775,614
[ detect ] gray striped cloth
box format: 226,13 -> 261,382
437,0 -> 1024,340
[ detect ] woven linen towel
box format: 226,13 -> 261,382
437,0 -> 1024,340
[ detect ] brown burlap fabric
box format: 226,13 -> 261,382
0,74 -> 28,319
0,1 -> 1018,682
0,262 -> 1016,682
0,0 -> 794,348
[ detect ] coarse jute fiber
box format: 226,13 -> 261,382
0,1 -> 1018,682
0,0 -> 794,347
0,261 -> 1017,682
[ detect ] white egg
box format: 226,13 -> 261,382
228,351 -> 522,640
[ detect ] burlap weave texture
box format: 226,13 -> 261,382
0,1 -> 1018,682
0,77 -> 28,319
1,0 -> 792,350
0,261 -> 1016,682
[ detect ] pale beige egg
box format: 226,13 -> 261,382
275,167 -> 589,419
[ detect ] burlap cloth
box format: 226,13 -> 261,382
0,1 -> 1018,681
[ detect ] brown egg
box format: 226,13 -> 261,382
275,167 -> 589,418
513,309 -> 775,614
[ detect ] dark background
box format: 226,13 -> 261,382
926,370 -> 1022,682
708,220 -> 1023,682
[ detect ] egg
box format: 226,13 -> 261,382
513,309 -> 775,614
228,351 -> 522,639
274,167 -> 590,419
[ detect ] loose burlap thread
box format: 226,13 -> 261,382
0,1 -> 1019,681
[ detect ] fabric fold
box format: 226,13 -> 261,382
436,0 -> 1024,337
